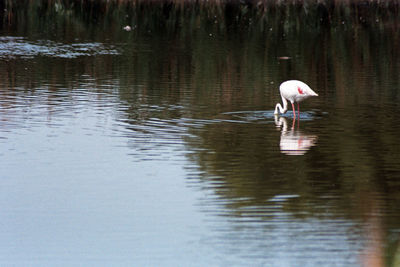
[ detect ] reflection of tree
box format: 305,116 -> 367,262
185,119 -> 327,213
0,0 -> 399,204
1,1 -> 398,116
184,114 -> 400,263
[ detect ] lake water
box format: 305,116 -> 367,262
1,2 -> 400,266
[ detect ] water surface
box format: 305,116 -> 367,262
1,2 -> 400,266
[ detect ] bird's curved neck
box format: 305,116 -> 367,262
274,96 -> 288,114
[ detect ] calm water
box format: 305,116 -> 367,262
1,2 -> 400,266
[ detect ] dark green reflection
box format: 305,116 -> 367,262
1,1 -> 400,265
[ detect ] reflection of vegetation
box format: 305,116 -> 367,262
2,0 -> 398,108
1,0 -> 400,225
1,0 -> 399,203
1,1 -> 400,262
1,0 -> 399,37
1,0 -> 400,28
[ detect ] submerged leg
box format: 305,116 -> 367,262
297,103 -> 300,119
291,103 -> 296,119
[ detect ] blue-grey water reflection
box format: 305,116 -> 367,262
1,2 -> 400,266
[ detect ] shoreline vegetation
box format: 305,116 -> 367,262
0,0 -> 398,112
0,0 -> 399,33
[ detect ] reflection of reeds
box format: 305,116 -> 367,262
0,1 -> 399,221
0,0 -> 399,113
1,0 -> 399,31
0,0 -> 398,109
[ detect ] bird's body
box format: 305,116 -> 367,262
274,80 -> 318,118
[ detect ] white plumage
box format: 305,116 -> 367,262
274,80 -> 318,118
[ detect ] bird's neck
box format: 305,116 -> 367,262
275,97 -> 288,114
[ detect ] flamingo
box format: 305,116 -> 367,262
274,80 -> 318,119
274,116 -> 318,155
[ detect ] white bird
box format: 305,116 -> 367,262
274,80 -> 318,119
274,116 -> 318,155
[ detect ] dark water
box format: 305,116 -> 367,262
1,2 -> 400,266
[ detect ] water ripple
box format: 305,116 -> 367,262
222,110 -> 323,122
0,36 -> 119,59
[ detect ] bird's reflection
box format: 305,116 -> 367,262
274,116 -> 318,155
